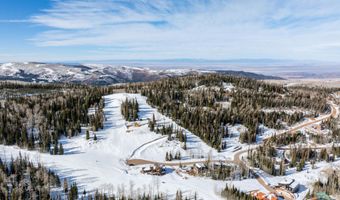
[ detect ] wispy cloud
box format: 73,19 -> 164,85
0,19 -> 29,23
24,0 -> 340,60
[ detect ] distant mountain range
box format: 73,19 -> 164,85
0,62 -> 282,85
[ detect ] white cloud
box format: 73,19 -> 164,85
0,19 -> 29,23
27,0 -> 340,61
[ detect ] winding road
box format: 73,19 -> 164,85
128,136 -> 167,159
126,101 -> 338,200
231,102 -> 337,199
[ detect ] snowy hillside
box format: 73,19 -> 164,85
0,62 -> 201,85
0,62 -> 282,85
0,93 -> 232,199
1,92 -> 339,199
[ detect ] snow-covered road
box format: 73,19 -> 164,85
0,93 -> 232,199
3,92 -> 333,199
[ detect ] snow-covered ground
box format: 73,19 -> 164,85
226,179 -> 268,194
0,93 -> 232,199
1,92 -> 338,199
261,107 -> 312,116
256,124 -> 277,141
190,82 -> 234,93
268,160 -> 340,200
0,62 -> 207,84
122,94 -> 247,162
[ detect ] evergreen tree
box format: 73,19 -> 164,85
165,152 -> 169,161
86,129 -> 90,140
63,179 -> 68,194
59,143 -> 64,155
53,142 -> 58,155
279,160 -> 285,176
121,98 -> 139,121
69,182 -> 78,200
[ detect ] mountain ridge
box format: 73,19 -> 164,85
0,62 -> 283,85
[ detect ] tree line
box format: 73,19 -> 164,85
124,74 -> 330,149
311,169 -> 340,198
0,154 -> 61,199
221,186 -> 256,200
0,154 -> 194,200
121,98 -> 139,121
0,83 -> 113,153
248,140 -> 340,176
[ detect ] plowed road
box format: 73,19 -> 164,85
127,102 -> 338,200
127,103 -> 337,166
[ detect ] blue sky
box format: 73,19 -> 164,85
1,0 -> 340,62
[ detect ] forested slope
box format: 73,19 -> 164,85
124,74 -> 334,149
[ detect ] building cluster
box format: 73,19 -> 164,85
276,178 -> 300,193
141,164 -> 166,176
250,191 -> 278,200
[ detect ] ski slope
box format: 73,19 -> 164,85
0,93 -> 237,199
2,92 -> 335,199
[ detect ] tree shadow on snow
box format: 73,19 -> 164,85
63,146 -> 84,155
